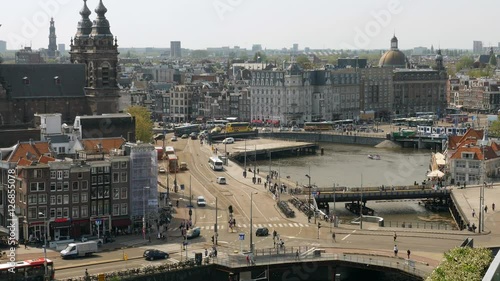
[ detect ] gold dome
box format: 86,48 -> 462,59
378,50 -> 406,68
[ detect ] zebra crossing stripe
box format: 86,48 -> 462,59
253,224 -> 258,228
257,224 -> 263,228
293,223 -> 299,227
278,224 -> 283,227
273,224 -> 278,228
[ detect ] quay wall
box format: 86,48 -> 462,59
259,132 -> 386,147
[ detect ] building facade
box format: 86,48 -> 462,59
170,41 -> 181,58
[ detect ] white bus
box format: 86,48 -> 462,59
206,120 -> 229,129
208,156 -> 224,171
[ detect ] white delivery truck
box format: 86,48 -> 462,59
60,241 -> 98,258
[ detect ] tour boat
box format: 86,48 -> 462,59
368,154 -> 381,160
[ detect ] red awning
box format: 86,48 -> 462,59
54,218 -> 71,223
29,221 -> 45,226
272,120 -> 280,124
252,119 -> 262,123
112,218 -> 131,227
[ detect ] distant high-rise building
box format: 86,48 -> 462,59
473,41 -> 483,54
58,43 -> 65,53
252,44 -> 262,53
170,41 -> 181,58
0,40 -> 6,52
304,47 -> 310,53
48,17 -> 57,58
292,43 -> 299,54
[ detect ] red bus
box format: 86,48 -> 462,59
0,258 -> 55,280
167,154 -> 179,173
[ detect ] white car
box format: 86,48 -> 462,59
216,177 -> 226,184
197,196 -> 206,207
222,137 -> 234,144
290,126 -> 301,132
158,167 -> 166,174
171,136 -> 177,141
261,127 -> 271,132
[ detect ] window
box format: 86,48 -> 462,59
63,170 -> 69,178
81,192 -> 88,203
104,166 -> 110,173
57,195 -> 62,205
104,187 -> 110,198
77,172 -> 83,179
92,176 -> 97,185
50,208 -> 56,218
72,182 -> 79,191
121,187 -> 127,199
91,202 -> 96,216
112,162 -> 119,169
121,203 -> 128,215
98,188 -> 103,199
57,171 -> 63,180
38,207 -> 46,218
30,183 -> 38,192
91,167 -> 97,174
121,161 -> 127,168
63,195 -> 69,204
50,196 -> 56,205
81,181 -> 88,190
72,193 -> 79,204
98,167 -> 103,174
57,182 -> 62,191
104,201 -> 109,215
98,176 -> 103,184
81,206 -> 88,218
113,173 -> 119,183
63,207 -> 69,217
57,208 -> 62,217
34,169 -> 42,178
50,171 -> 56,179
38,194 -> 47,204
28,194 -> 37,204
63,182 -> 69,191
72,207 -> 79,218
469,162 -> 480,169
104,175 -> 110,184
113,188 -> 119,199
456,161 -> 466,168
120,172 -> 127,182
113,204 -> 120,216
38,182 -> 45,191
91,186 -> 97,199
50,182 -> 56,191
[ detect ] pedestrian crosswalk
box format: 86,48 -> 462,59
164,222 -> 310,232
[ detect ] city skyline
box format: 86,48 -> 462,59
1,0 -> 500,52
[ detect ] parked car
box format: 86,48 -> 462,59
158,167 -> 166,174
279,127 -> 288,132
187,227 -> 201,239
60,241 -> 98,259
216,177 -> 226,184
222,137 -> 234,144
181,134 -> 189,139
197,196 -> 206,207
143,249 -> 169,260
171,136 -> 177,141
255,227 -> 269,237
180,162 -> 188,170
261,127 -> 271,132
290,126 -> 301,132
189,132 -> 198,140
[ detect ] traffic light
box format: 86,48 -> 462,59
318,222 -> 321,229
211,235 -> 214,243
188,209 -> 192,216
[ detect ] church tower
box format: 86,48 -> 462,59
70,0 -> 120,114
48,17 -> 57,58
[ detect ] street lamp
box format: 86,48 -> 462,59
39,212 -> 48,280
249,192 -> 257,253
305,175 -> 312,223
143,186 -> 150,240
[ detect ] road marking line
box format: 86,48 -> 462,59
298,223 -> 304,227
257,224 -> 263,228
169,258 -> 180,263
278,224 -> 283,227
342,230 -> 356,241
293,223 -> 299,227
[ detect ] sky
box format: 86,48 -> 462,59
1,0 -> 499,51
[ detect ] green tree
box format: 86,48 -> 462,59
489,120 -> 500,137
126,106 -> 153,143
455,56 -> 474,72
295,55 -> 313,69
191,50 -> 209,59
489,54 -> 497,67
427,247 -> 492,281
253,52 -> 266,62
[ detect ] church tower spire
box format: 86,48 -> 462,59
70,0 -> 120,115
48,17 -> 57,58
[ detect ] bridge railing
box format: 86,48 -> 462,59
383,220 -> 454,230
217,252 -> 428,278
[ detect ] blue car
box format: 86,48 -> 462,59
187,227 -> 201,239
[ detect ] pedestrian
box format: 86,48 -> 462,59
295,249 -> 299,260
394,245 -> 398,257
332,232 -> 336,242
472,209 -> 476,217
257,168 -> 260,174
493,203 -> 496,211
393,232 -> 397,242
205,248 -> 208,257
246,255 -> 250,266
485,205 -> 488,213
24,240 -> 28,249
407,249 -> 411,259
85,269 -> 90,281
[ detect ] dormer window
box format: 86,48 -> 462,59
54,76 -> 61,85
23,77 -> 30,85
461,152 -> 474,159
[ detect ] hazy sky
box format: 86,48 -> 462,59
1,0 -> 499,51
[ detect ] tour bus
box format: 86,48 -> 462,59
303,121 -> 334,131
165,146 -> 175,155
174,124 -> 201,137
167,154 -> 179,173
208,156 -> 224,171
225,122 -> 253,133
0,258 -> 55,281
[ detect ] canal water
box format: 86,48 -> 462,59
253,143 -> 455,228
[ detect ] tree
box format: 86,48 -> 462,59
489,120 -> 500,137
253,52 -> 266,63
428,247 -> 492,281
489,54 -> 497,67
295,55 -> 313,69
191,50 -> 209,59
455,56 -> 474,72
126,106 -> 153,143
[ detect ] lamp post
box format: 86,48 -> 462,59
305,175 -> 312,223
39,212 -> 48,280
250,192 -> 257,253
143,186 -> 150,240
360,174 -> 363,230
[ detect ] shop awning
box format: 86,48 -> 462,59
112,218 -> 131,227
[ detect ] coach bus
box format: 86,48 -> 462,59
206,120 -> 229,129
225,122 -> 253,133
303,122 -> 334,131
208,156 -> 224,171
0,258 -> 55,281
174,124 -> 201,136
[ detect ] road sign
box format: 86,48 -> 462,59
180,184 -> 185,190
239,233 -> 245,240
95,220 -> 101,226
